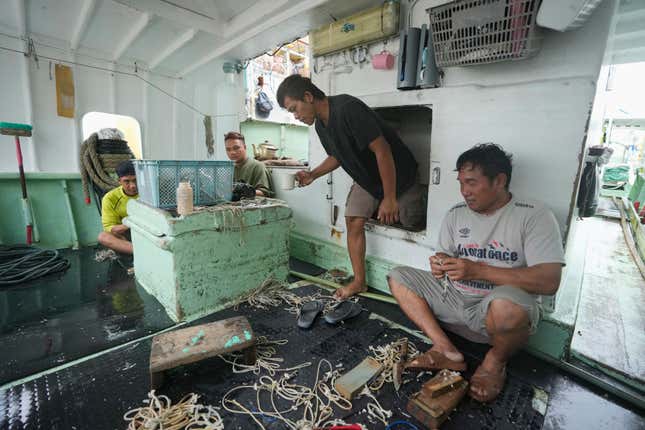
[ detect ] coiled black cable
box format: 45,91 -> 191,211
0,245 -> 70,286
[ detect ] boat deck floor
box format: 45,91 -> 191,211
571,213 -> 645,388
0,248 -> 643,429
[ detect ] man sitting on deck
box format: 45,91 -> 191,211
224,131 -> 274,197
97,160 -> 139,255
387,143 -> 565,402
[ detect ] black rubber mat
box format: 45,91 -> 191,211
0,247 -> 174,385
0,284 -> 547,430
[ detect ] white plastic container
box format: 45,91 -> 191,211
274,171 -> 297,190
176,181 -> 194,215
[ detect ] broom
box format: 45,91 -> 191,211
0,122 -> 34,245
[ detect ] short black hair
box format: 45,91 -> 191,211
224,131 -> 245,143
456,143 -> 512,189
277,74 -> 326,108
116,160 -> 135,178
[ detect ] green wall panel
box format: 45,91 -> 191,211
0,173 -> 102,249
240,120 -> 309,162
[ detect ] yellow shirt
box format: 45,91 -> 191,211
101,186 -> 138,232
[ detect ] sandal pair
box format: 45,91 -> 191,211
296,300 -> 363,329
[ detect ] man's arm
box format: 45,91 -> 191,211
101,195 -> 124,233
296,155 -> 340,186
250,164 -> 274,197
440,258 -> 562,295
368,136 -> 398,224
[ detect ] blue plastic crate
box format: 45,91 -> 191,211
132,160 -> 233,209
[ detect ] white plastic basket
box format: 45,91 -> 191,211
428,0 -> 542,67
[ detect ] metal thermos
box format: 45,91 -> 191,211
397,27 -> 421,90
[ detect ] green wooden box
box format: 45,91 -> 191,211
125,199 -> 292,321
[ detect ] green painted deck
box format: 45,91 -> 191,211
570,215 -> 645,389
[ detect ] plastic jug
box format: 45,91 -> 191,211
177,181 -> 194,216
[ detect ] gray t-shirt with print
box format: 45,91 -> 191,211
437,196 -> 565,296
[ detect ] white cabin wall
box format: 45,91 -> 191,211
0,35 -> 34,171
0,29 -> 238,173
277,0 -> 618,271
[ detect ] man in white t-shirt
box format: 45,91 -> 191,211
388,143 -> 564,403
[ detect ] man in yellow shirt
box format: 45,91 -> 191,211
98,160 -> 138,254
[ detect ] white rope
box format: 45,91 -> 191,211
218,336 -> 312,376
367,338 -> 420,391
358,386 -> 392,426
123,390 -> 224,430
221,359 -> 353,430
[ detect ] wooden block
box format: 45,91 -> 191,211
149,316 -> 256,389
407,375 -> 468,430
334,357 -> 383,400
424,369 -> 464,398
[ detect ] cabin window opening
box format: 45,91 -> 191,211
369,105 -> 432,233
242,36 -> 310,164
82,112 -> 142,159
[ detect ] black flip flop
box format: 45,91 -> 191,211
324,301 -> 363,325
297,300 -> 324,329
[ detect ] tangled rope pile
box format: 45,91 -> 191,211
94,248 -> 118,262
0,245 -> 70,286
367,338 -> 420,391
123,390 -> 224,430
222,359 -> 353,430
234,277 -> 348,319
218,336 -> 312,376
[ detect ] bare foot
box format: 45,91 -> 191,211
333,280 -> 367,299
469,352 -> 506,402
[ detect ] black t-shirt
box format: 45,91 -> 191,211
315,94 -> 418,199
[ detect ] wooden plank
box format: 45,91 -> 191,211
407,375 -> 468,429
615,197 -> 645,279
334,357 -> 383,400
149,316 -> 255,373
423,369 -> 465,398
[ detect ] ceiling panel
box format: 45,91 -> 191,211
27,0 -> 80,42
161,31 -> 224,73
81,0 -> 145,55
123,15 -> 187,64
217,0 -> 257,22
226,0 -> 385,61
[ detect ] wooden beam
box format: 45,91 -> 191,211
148,29 -> 196,69
70,0 -> 98,50
179,0 -> 327,76
616,197 -> 645,280
112,12 -> 150,61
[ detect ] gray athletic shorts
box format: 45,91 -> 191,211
345,182 -> 426,228
388,266 -> 542,343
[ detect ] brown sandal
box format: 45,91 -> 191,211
404,350 -> 467,372
469,365 -> 507,403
